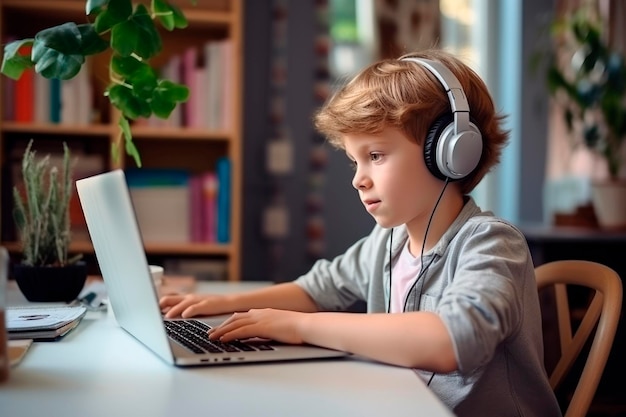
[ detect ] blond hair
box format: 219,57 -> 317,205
314,49 -> 509,194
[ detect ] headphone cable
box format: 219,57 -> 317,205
405,177 -> 450,312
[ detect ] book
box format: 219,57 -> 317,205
220,39 -> 233,130
182,46 -> 198,127
216,157 -> 231,243
205,40 -> 223,129
14,67 -> 34,122
201,172 -> 218,242
49,78 -> 61,123
34,73 -> 51,123
126,168 -> 191,243
7,305 -> 87,340
189,174 -> 203,242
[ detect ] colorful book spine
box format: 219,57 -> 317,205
189,175 -> 203,242
14,69 -> 34,123
49,78 -> 61,124
182,47 -> 198,127
216,157 -> 231,243
33,73 -> 50,123
202,172 -> 218,242
13,44 -> 34,123
220,39 -> 233,130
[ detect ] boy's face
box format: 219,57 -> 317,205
344,127 -> 445,229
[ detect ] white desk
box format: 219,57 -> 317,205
2,281 -> 454,417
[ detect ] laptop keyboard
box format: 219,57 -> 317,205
164,319 -> 275,354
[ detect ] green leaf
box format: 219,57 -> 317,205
154,0 -> 188,31
111,21 -> 140,57
95,9 -> 120,33
154,0 -> 175,31
111,54 -> 149,77
111,141 -> 121,166
150,93 -> 177,118
35,52 -> 84,80
86,0 -> 109,15
77,24 -> 109,55
111,55 -> 159,100
35,22 -> 82,54
157,79 -> 190,102
94,0 -> 133,32
32,22 -> 103,79
107,84 -> 152,119
129,67 -> 159,100
132,5 -> 163,58
119,116 -> 142,167
1,39 -> 34,80
171,5 -> 189,29
111,5 -> 162,59
33,24 -> 83,79
108,0 -> 133,20
151,80 -> 188,118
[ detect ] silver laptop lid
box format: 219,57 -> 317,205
76,170 -> 174,364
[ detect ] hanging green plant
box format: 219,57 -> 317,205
0,0 -> 194,167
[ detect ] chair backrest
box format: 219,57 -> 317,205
535,260 -> 623,417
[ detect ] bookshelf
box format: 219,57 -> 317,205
0,0 -> 244,281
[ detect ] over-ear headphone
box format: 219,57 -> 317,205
401,57 -> 483,181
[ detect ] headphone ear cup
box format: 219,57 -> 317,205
423,114 -> 454,181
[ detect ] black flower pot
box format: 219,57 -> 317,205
13,262 -> 88,302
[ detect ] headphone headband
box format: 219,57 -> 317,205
401,57 -> 471,136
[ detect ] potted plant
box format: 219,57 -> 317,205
0,0 -> 192,167
543,4 -> 626,228
12,140 -> 87,302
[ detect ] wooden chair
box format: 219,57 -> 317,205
535,260 -> 623,417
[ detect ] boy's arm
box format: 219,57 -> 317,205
160,282 -> 319,318
300,311 -> 457,372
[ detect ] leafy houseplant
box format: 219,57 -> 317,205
545,6 -> 626,180
540,4 -> 626,229
12,140 -> 87,302
0,0 -> 193,166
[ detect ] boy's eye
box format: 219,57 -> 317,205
370,153 -> 382,162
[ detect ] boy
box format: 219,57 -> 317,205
160,49 -> 562,416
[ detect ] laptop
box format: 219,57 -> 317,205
76,169 -> 349,366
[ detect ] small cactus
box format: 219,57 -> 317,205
13,140 -> 80,266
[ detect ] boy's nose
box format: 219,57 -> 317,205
352,171 -> 371,190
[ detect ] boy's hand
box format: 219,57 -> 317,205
159,293 -> 228,318
208,309 -> 306,345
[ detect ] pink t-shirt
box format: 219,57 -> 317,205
389,240 -> 422,313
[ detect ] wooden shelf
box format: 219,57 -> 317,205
0,0 -> 244,281
2,241 -> 234,256
129,126 -> 235,141
1,122 -> 113,136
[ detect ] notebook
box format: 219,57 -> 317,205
76,169 -> 349,366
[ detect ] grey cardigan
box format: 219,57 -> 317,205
294,198 -> 562,417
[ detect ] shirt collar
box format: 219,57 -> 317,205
389,196 -> 484,257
